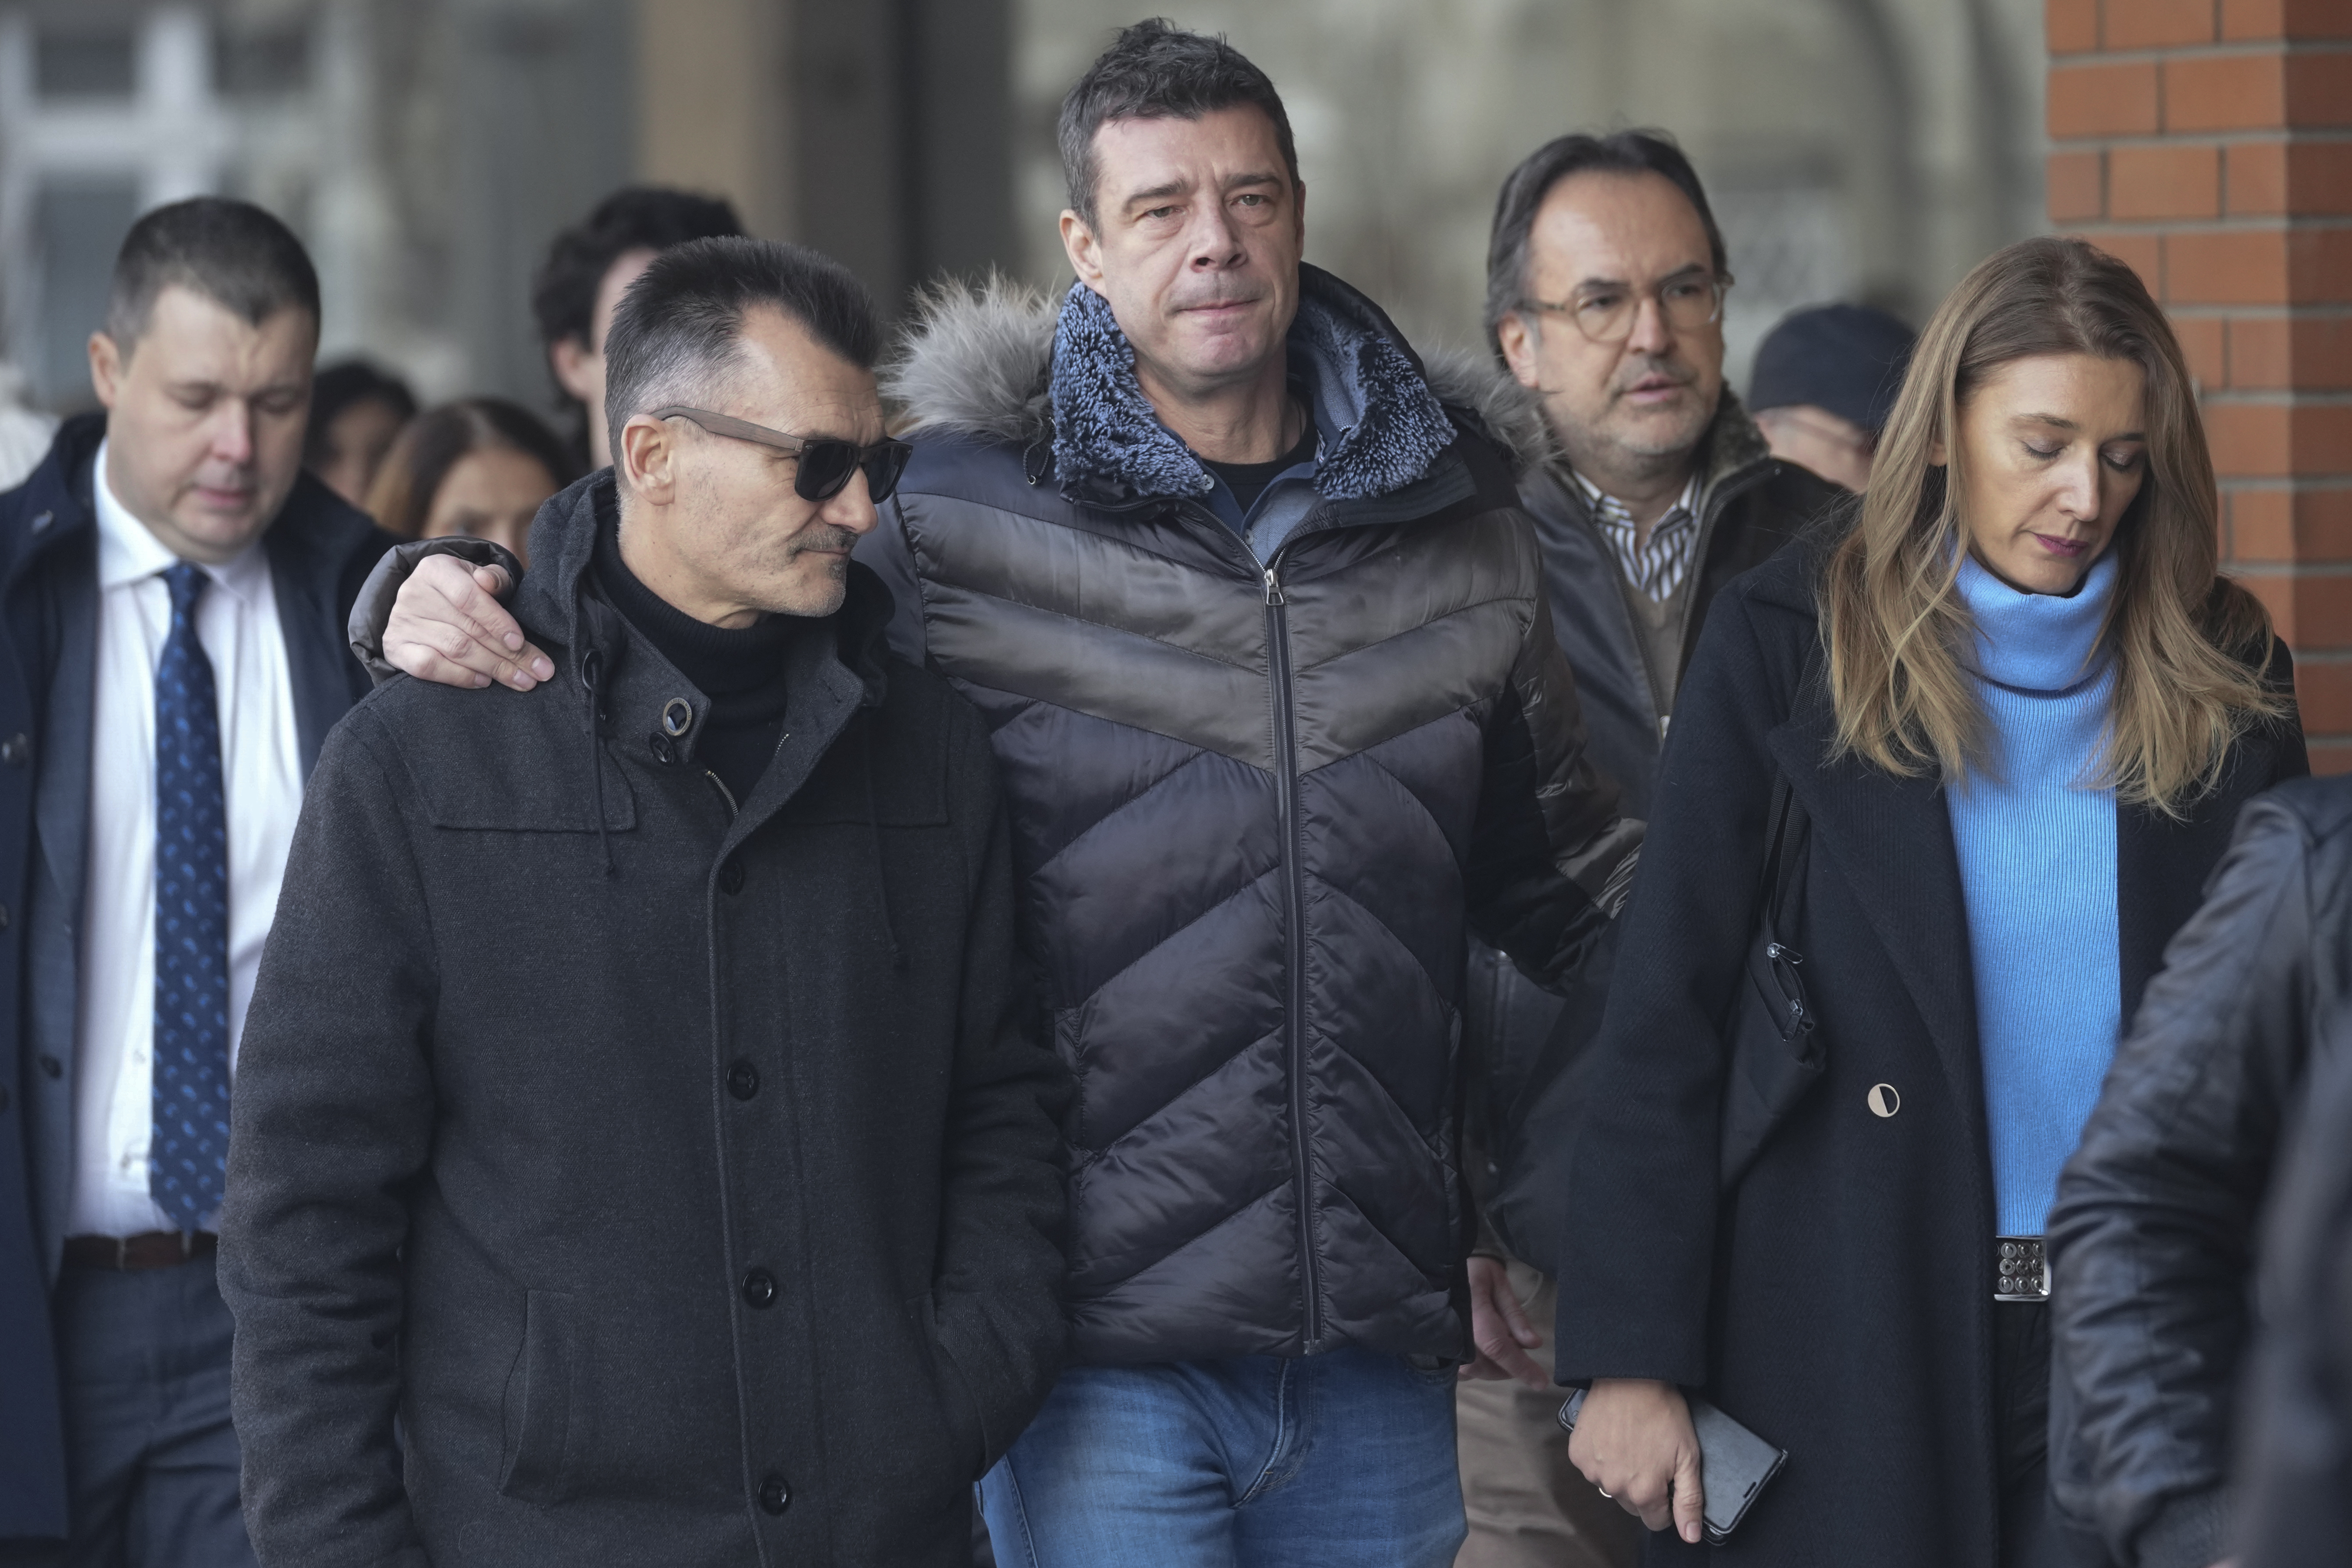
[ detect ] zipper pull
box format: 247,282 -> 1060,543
1263,567 -> 1284,606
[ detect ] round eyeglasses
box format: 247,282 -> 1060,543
1516,271 -> 1731,346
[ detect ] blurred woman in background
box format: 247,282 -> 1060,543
306,359 -> 418,506
1551,236 -> 2303,1568
364,397 -> 577,568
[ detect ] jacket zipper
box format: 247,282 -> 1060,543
1262,559 -> 1323,1352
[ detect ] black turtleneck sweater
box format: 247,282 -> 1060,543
593,519 -> 796,805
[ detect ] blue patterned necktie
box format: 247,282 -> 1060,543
151,561 -> 232,1232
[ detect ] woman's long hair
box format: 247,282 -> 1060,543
363,397 -> 580,540
1821,236 -> 2286,817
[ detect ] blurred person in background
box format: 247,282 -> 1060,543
362,397 -> 577,568
531,185 -> 742,469
0,197 -> 393,1565
1452,129 -> 1842,1568
2049,763 -> 2352,1568
0,365 -> 60,492
1553,237 -> 2302,1567
1746,303 -> 1918,492
302,360 -> 416,508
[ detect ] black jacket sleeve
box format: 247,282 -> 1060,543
2048,796 -> 2319,1568
1464,582 -> 1644,991
346,535 -> 524,684
217,710 -> 438,1568
1550,580 -> 1788,1386
927,699 -> 1070,1468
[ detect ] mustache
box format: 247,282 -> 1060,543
1610,356 -> 1695,396
788,524 -> 861,556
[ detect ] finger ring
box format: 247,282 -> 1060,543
1598,1489 -> 1611,1499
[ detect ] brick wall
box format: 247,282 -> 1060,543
2047,0 -> 2352,770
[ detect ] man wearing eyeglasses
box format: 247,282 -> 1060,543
215,237 -> 1069,1568
1452,132 -> 1842,1567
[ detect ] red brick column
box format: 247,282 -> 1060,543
2047,0 -> 2352,770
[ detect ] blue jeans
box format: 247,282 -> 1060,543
979,1348 -> 1464,1568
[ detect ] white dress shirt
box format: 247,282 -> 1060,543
65,442 -> 304,1238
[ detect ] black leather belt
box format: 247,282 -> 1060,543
62,1231 -> 217,1270
1995,1236 -> 2047,1301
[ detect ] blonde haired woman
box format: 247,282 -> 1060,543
1550,236 -> 2305,1567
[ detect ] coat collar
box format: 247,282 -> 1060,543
1529,388 -> 1779,537
1044,263 -> 1458,511
3,413 -> 105,591
511,471 -> 896,862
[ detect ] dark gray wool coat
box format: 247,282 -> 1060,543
1554,530 -> 2302,1567
218,474 -> 1069,1568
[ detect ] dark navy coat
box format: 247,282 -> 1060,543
0,413 -> 391,1537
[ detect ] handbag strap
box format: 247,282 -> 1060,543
1756,772 -> 1802,945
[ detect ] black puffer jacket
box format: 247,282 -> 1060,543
2050,775 -> 2352,1568
868,268 -> 1641,1364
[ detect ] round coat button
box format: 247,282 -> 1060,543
719,856 -> 746,896
1867,1083 -> 1901,1118
741,1268 -> 777,1308
38,1054 -> 62,1080
2,733 -> 31,766
728,1059 -> 759,1101
757,1472 -> 790,1514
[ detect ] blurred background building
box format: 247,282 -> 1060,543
4,1 -> 2345,767
0,0 -> 2043,415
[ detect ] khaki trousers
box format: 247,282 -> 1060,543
1454,1258 -> 1643,1568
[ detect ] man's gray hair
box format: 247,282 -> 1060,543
602,237 -> 880,461
107,196 -> 319,348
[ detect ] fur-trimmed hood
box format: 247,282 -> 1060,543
884,264 -> 1555,504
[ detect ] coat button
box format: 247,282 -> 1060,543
728,1059 -> 760,1101
719,856 -> 746,896
757,1472 -> 791,1514
741,1268 -> 777,1308
649,733 -> 676,765
38,1054 -> 62,1080
1,733 -> 30,767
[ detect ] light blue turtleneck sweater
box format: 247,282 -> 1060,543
1946,551 -> 2121,1237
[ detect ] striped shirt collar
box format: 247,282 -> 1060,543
1569,467 -> 1703,602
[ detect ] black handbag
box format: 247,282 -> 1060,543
1717,773 -> 1823,1189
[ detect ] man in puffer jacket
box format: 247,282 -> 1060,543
356,22 -> 1638,1565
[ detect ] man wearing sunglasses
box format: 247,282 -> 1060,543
216,238 -> 1068,1568
1451,132 -> 1845,1566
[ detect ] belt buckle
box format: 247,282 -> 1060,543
1995,1236 -> 2048,1302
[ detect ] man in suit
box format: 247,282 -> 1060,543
0,196 -> 394,1564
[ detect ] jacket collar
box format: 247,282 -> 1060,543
512,469 -> 896,740
1531,388 -> 1778,535
1037,264 -> 1458,512
3,412 -> 106,590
